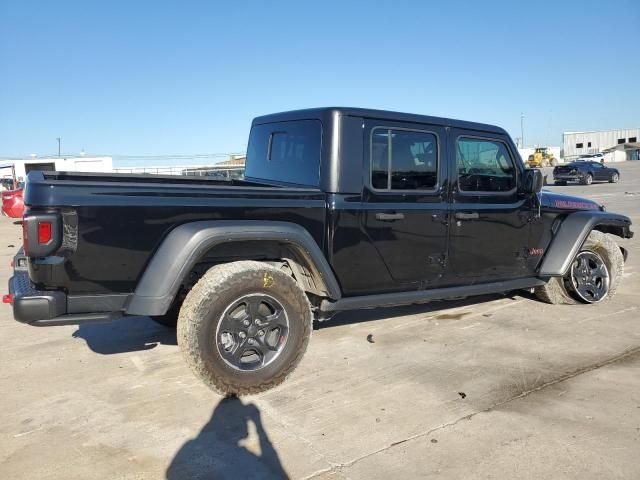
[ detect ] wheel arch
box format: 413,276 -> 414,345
538,211 -> 633,277
125,220 -> 341,316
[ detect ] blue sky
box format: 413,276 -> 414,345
1,0 -> 638,164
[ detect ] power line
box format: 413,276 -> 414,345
110,152 -> 244,159
0,152 -> 246,162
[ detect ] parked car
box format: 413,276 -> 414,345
553,161 -> 620,185
6,107 -> 633,395
1,187 -> 24,218
577,153 -> 605,163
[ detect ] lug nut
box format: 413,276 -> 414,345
258,330 -> 265,337
239,332 -> 246,339
243,320 -> 250,326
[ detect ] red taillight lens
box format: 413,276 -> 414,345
22,218 -> 28,255
22,214 -> 59,257
38,221 -> 52,244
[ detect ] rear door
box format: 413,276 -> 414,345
360,120 -> 449,291
447,130 -> 533,281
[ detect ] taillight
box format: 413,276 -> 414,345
38,221 -> 52,244
21,214 -> 60,257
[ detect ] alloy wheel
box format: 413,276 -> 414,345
215,293 -> 290,371
569,251 -> 610,303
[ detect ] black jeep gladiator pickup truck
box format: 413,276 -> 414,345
7,107 -> 633,395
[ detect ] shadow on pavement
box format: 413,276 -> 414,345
166,396 -> 288,479
71,292 -> 536,353
72,316 -> 176,354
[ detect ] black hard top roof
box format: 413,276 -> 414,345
252,107 -> 508,135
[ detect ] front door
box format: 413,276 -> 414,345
448,130 -> 533,281
590,161 -> 609,181
360,120 -> 450,292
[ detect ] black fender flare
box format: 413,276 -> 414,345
538,211 -> 632,277
125,220 -> 341,316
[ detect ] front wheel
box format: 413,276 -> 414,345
177,261 -> 312,396
582,173 -> 593,185
535,230 -> 624,304
610,173 -> 619,183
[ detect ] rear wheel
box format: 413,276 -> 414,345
177,261 -> 312,396
535,230 -> 624,304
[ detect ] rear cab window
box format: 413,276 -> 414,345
245,120 -> 322,187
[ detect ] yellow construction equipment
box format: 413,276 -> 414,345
527,147 -> 558,167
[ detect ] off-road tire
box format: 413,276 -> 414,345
177,261 -> 312,396
535,230 -> 624,304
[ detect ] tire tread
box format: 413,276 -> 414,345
177,261 -> 312,396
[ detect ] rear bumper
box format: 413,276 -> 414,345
553,173 -> 581,181
9,271 -> 66,323
8,270 -> 122,326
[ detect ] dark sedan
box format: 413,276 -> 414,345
553,161 -> 620,185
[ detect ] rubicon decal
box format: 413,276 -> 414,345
554,200 -> 598,210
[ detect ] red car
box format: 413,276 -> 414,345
1,187 -> 24,218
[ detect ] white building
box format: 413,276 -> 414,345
563,128 -> 640,161
601,142 -> 640,162
113,155 -> 246,178
0,155 -> 113,182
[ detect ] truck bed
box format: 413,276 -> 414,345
24,171 -> 327,295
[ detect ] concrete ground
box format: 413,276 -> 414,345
1,163 -> 639,479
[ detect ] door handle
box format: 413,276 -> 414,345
454,212 -> 479,220
375,212 -> 405,221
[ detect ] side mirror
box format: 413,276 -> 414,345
523,169 -> 543,194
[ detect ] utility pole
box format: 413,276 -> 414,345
56,137 -> 62,157
520,113 -> 525,148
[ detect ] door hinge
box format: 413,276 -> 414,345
431,212 -> 448,225
428,254 -> 447,267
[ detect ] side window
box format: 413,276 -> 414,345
370,128 -> 438,190
371,130 -> 389,189
456,138 -> 516,193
